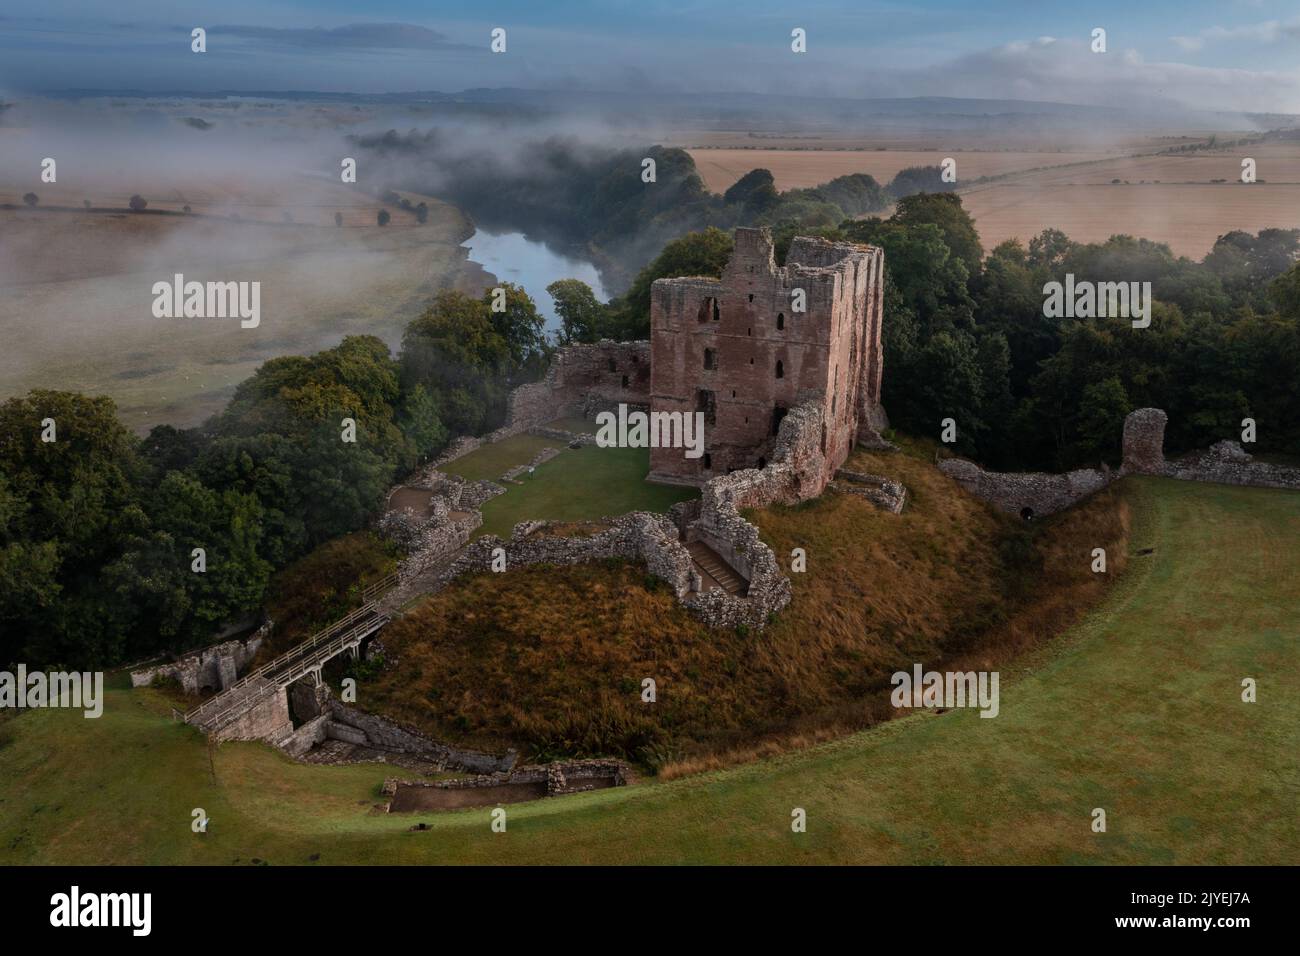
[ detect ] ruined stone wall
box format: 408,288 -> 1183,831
381,758 -> 630,807
326,699 -> 516,773
647,227 -> 883,486
280,714 -> 330,758
422,342 -> 649,470
835,469 -> 908,514
429,435 -> 484,469
277,683 -> 517,771
380,474 -> 502,582
130,623 -> 269,693
679,400 -> 837,628
942,407 -> 1300,517
1122,407 -> 1168,475
937,458 -> 1114,518
506,340 -> 651,432
1163,441 -> 1300,490
431,511 -> 695,599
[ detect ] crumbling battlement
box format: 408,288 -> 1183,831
647,226 -> 885,486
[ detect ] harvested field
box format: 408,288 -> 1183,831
687,148 -> 1121,193
961,182 -> 1300,260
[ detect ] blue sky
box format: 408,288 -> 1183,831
2,1 -> 1299,111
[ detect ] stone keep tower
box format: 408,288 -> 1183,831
647,227 -> 885,485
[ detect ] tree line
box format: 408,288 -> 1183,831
551,190 -> 1300,472
0,285 -> 551,670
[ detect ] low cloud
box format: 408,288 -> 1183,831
210,22 -> 481,53
1170,17 -> 1300,54
897,37 -> 1300,114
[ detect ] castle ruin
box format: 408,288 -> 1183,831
647,227 -> 886,487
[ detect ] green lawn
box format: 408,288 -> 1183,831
469,444 -> 697,539
439,429 -> 696,537
1,477 -> 1295,864
441,433 -> 566,483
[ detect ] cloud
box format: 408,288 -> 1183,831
897,37 -> 1300,114
1170,18 -> 1300,53
209,22 -> 481,53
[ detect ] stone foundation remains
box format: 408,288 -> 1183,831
431,510 -> 695,600
381,758 -> 631,811
833,469 -> 909,514
379,470 -> 503,583
279,681 -> 515,774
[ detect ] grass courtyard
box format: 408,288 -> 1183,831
442,435 -> 697,539
0,476 -> 1295,864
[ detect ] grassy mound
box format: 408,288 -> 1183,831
362,441 -> 1131,768
1,475 -> 1293,864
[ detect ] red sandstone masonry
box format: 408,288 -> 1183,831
647,226 -> 884,486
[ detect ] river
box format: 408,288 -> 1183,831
461,229 -> 609,333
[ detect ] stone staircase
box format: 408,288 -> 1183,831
686,541 -> 748,596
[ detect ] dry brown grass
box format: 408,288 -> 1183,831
261,532 -> 397,657
364,444 -> 1130,771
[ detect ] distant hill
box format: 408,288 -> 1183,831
36,87 -> 1300,134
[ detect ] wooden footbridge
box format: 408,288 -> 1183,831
183,575 -> 397,737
